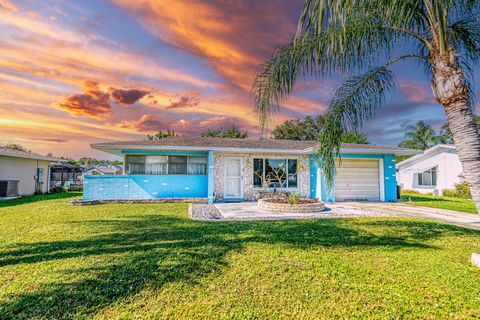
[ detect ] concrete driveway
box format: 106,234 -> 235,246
343,202 -> 480,231
212,202 -> 396,221
193,201 -> 480,231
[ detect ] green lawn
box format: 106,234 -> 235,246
1,193 -> 480,319
401,191 -> 478,214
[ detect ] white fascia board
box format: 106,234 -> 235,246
339,148 -> 421,155
305,147 -> 421,155
397,145 -> 456,169
0,152 -> 60,162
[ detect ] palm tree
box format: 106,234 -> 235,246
253,0 -> 480,212
399,121 -> 439,149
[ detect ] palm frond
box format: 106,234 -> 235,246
317,67 -> 396,186
253,15 -> 415,128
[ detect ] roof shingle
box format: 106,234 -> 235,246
92,136 -> 417,152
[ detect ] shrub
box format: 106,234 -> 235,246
287,193 -> 302,204
50,186 -> 66,194
443,182 -> 472,199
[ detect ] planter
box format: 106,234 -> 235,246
258,198 -> 325,213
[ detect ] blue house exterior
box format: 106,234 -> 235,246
84,137 -> 418,204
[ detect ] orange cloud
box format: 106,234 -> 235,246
0,0 -> 18,12
56,81 -> 112,119
112,0 -> 300,90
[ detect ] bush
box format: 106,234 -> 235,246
49,186 -> 66,194
287,193 -> 302,204
442,182 -> 471,199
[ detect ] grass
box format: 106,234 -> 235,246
0,193 -> 479,319
401,191 -> 478,214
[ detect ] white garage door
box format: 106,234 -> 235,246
335,159 -> 381,201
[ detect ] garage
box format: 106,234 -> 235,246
335,159 -> 382,201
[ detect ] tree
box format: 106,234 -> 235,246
2,142 -> 30,152
253,0 -> 480,212
272,115 -> 368,143
341,131 -> 369,144
201,125 -> 248,138
398,121 -> 439,150
272,115 -> 324,140
147,130 -> 177,140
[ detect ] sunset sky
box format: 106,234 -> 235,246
1,0 -> 479,160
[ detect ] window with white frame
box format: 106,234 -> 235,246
253,158 -> 298,188
417,166 -> 437,186
125,155 -> 207,175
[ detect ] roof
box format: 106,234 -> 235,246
397,144 -> 457,169
50,161 -> 82,170
83,164 -> 123,173
92,137 -> 420,156
0,148 -> 60,161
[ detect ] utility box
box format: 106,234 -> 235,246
37,168 -> 45,183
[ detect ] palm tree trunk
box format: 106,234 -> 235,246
431,51 -> 480,213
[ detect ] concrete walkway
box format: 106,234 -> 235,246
345,202 -> 480,231
213,202 -> 396,221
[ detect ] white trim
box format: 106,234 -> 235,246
316,167 -> 322,201
379,158 -> 385,201
92,144 -> 421,157
397,144 -> 456,169
223,157 -> 244,199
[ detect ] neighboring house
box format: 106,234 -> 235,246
397,144 -> 463,195
50,162 -> 83,189
84,137 -> 418,203
0,148 -> 58,197
79,164 -> 123,182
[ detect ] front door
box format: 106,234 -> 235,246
224,157 -> 243,199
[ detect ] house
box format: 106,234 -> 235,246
50,162 -> 83,189
80,164 -> 123,181
84,137 -> 419,203
0,148 -> 59,197
397,144 -> 463,195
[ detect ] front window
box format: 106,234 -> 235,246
125,155 -> 207,175
418,166 -> 437,186
253,158 -> 298,188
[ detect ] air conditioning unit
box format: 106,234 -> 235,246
0,180 -> 19,198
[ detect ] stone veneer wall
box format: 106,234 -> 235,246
214,152 -> 310,201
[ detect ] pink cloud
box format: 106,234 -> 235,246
400,82 -> 435,104
166,93 -> 200,109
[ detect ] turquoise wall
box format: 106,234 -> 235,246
309,153 -> 398,202
83,150 -> 209,200
83,175 -> 208,200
